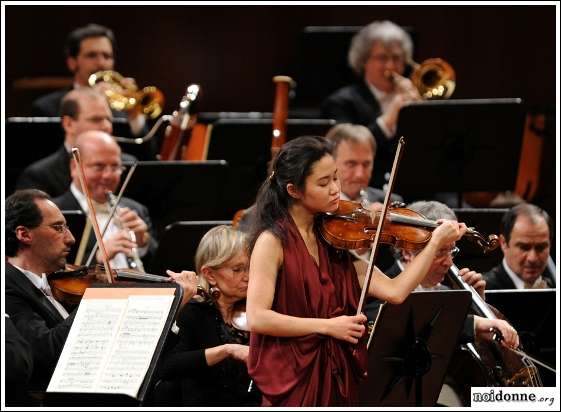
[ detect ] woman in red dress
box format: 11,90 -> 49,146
246,135 -> 466,406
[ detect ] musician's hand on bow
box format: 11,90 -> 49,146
117,207 -> 150,247
166,269 -> 198,309
459,267 -> 487,299
475,316 -> 519,349
325,313 -> 367,344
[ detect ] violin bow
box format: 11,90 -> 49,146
356,137 -> 405,316
71,148 -> 113,284
84,162 -> 138,266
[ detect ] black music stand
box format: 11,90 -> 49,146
147,220 -> 231,275
485,289 -> 556,386
206,118 -> 335,210
121,161 -> 229,237
392,99 -> 526,206
43,282 -> 183,406
61,210 -> 87,264
359,290 -> 471,407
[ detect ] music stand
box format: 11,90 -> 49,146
485,289 -> 556,386
392,99 -> 526,205
61,210 -> 86,264
359,290 -> 471,406
43,282 -> 183,406
206,118 -> 335,210
122,161 -> 229,237
147,220 -> 231,275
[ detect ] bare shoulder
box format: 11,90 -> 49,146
253,230 -> 283,264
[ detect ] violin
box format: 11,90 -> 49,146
48,264 -> 171,307
320,199 -> 499,253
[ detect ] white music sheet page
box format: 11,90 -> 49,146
48,293 -> 174,398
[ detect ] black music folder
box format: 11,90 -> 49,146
392,98 -> 525,203
121,161 -> 229,236
359,290 -> 471,407
43,283 -> 183,406
147,220 -> 231,275
205,118 -> 335,211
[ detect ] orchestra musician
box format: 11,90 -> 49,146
17,88 -> 137,198
360,200 -> 519,406
5,189 -> 198,399
325,123 -> 403,212
245,136 -> 466,406
484,203 -> 555,289
321,20 -> 420,188
157,225 -> 261,406
52,130 -> 156,269
31,23 -> 147,138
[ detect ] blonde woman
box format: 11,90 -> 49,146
158,225 -> 260,406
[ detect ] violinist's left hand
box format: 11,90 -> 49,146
166,270 -> 198,310
117,207 -> 150,247
458,267 -> 486,299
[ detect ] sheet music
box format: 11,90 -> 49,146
48,293 -> 174,398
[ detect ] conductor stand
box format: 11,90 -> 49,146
391,98 -> 525,208
359,290 -> 471,406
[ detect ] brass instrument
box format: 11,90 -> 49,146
389,57 -> 456,100
88,70 -> 165,119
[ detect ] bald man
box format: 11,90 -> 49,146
53,130 -> 157,269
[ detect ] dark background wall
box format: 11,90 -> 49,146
3,4 -> 557,220
5,4 -> 556,115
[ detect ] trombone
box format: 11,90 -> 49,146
388,57 -> 456,100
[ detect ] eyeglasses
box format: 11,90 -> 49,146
435,246 -> 460,259
85,163 -> 126,174
41,223 -> 70,234
369,53 -> 405,64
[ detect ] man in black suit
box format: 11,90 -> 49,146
361,200 -> 519,347
484,203 -> 555,289
5,189 -> 198,396
16,88 -> 126,197
53,130 -> 157,269
321,20 -> 420,188
5,189 -> 77,392
325,123 -> 403,210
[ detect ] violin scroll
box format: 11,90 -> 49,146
465,228 -> 500,254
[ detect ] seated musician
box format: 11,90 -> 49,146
5,189 -> 197,401
321,20 -> 421,189
156,225 -> 261,406
325,123 -> 403,212
52,130 -> 156,269
362,200 -> 519,345
17,88 -> 137,198
484,203 -> 555,289
31,23 -> 147,138
361,200 -> 519,405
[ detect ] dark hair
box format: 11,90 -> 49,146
248,136 -> 333,252
64,23 -> 116,59
5,189 -> 50,257
501,203 -> 551,243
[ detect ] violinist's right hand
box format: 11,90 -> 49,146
227,343 -> 249,363
166,270 -> 198,309
324,314 -> 367,344
431,219 -> 468,248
